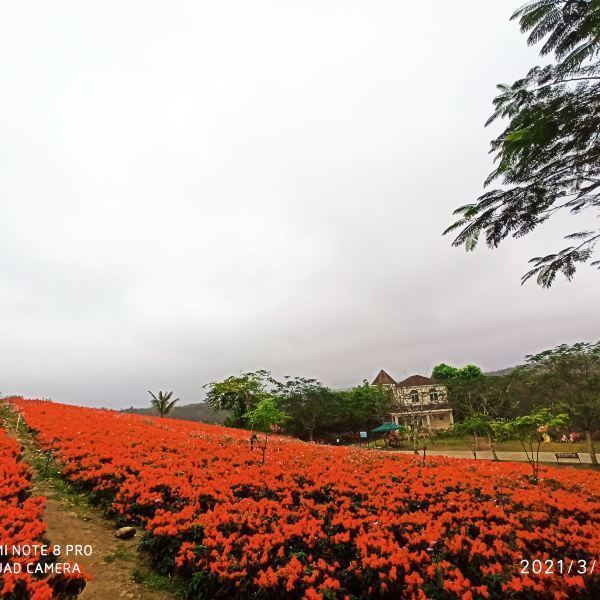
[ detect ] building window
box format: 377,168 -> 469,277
438,414 -> 444,421
410,390 -> 419,403
429,389 -> 438,402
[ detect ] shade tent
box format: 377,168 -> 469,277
371,422 -> 405,433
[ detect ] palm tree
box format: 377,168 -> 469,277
148,390 -> 179,418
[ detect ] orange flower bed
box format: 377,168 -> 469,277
13,398 -> 600,599
0,421 -> 86,599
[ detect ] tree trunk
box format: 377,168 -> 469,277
488,432 -> 499,461
308,429 -> 314,442
585,429 -> 598,465
474,431 -> 480,452
533,441 -> 541,482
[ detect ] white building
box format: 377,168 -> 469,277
372,370 -> 454,431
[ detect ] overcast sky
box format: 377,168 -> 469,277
1,1 -> 598,408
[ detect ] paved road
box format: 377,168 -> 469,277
394,450 -> 596,464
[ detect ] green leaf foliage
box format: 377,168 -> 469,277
148,390 -> 180,418
432,363 -> 483,380
446,1 -> 600,286
204,370 -> 273,428
244,398 -> 289,433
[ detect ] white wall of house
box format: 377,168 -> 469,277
390,383 -> 453,431
392,383 -> 447,406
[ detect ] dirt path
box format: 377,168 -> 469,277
12,425 -> 176,600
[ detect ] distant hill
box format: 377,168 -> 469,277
121,402 -> 229,424
485,366 -> 521,377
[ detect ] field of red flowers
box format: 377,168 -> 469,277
0,420 -> 86,599
9,398 -> 600,599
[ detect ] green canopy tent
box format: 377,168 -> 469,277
370,422 -> 406,448
371,422 -> 404,433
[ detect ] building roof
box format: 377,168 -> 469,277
397,374 -> 436,387
372,369 -> 397,386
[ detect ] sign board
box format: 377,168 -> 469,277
359,431 -> 368,439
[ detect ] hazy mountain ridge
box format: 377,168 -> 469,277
121,402 -> 229,424
485,366 -> 520,377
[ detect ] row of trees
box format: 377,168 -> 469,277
204,371 -> 392,442
441,341 -> 600,469
150,339 -> 599,477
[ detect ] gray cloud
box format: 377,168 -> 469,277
1,1 -> 598,408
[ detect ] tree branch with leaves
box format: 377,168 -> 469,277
525,340 -> 600,463
204,370 -> 273,428
495,408 -> 568,482
445,0 -> 600,286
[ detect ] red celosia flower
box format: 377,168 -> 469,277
9,398 -> 600,599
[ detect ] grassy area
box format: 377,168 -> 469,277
1,403 -> 94,515
104,545 -> 133,564
431,438 -> 590,453
132,566 -> 187,599
30,447 -> 96,512
539,461 -> 600,472
365,436 -> 591,453
365,436 -> 600,470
